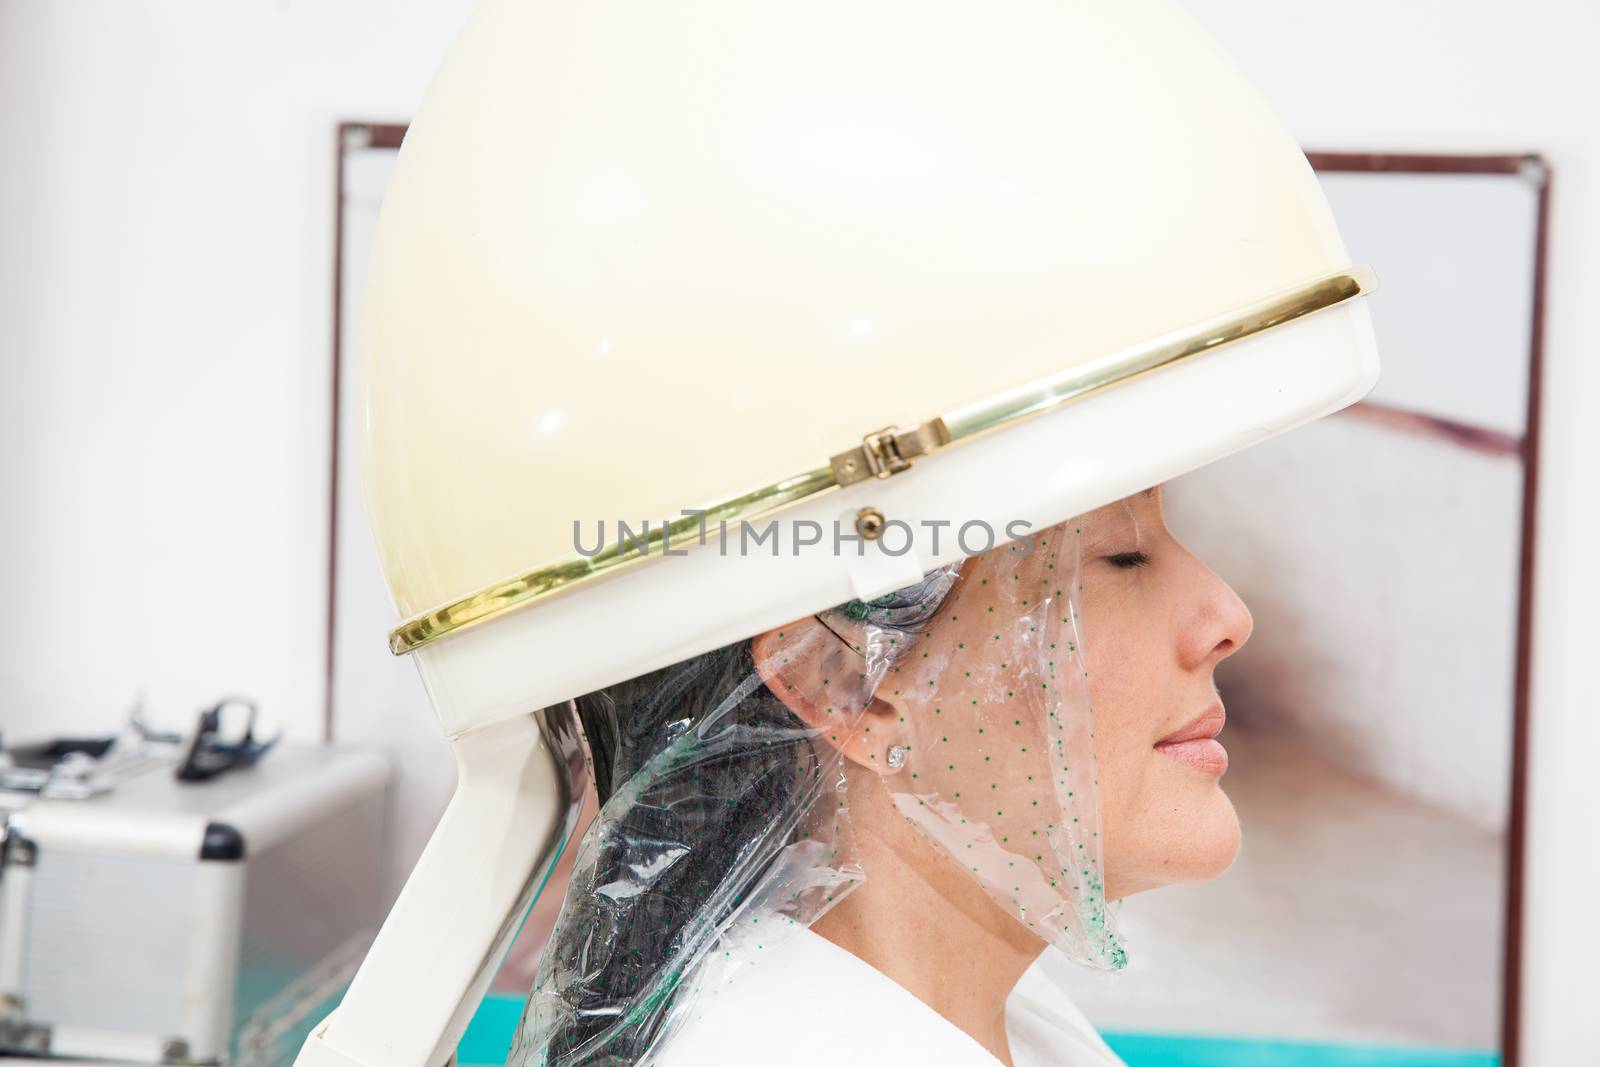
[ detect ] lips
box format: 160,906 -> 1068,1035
1154,702 -> 1228,775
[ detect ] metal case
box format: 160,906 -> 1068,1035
0,746 -> 388,1066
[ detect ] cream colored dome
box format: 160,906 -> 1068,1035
357,0 -> 1362,637
300,13 -> 1377,1063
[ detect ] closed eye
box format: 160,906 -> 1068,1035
1105,551 -> 1151,569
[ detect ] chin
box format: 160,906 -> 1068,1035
1105,779 -> 1242,899
1173,783 -> 1242,883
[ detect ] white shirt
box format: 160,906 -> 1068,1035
652,926 -> 1124,1067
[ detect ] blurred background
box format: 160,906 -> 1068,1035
2,2 -> 1596,1066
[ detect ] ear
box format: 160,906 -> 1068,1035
752,620 -> 912,774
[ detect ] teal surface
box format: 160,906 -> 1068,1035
461,994 -> 526,1065
460,993 -> 1499,1067
1103,1031 -> 1499,1067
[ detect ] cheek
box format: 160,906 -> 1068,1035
1086,651 -> 1242,891
1081,627 -> 1184,871
1075,583 -> 1242,893
1082,630 -> 1165,793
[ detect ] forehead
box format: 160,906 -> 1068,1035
1070,485 -> 1162,528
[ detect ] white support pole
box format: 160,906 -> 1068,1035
294,707 -> 585,1067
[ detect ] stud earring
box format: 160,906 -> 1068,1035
886,744 -> 907,770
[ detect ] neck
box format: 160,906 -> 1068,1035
810,767 -> 1045,1066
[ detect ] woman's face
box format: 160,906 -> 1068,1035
869,486 -> 1250,907
757,486 -> 1252,917
1067,486 -> 1252,898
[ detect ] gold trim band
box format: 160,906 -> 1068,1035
389,265 -> 1375,655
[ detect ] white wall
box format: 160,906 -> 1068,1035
4,1 -> 1597,1061
0,0 -> 476,744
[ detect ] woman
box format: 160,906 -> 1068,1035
512,483 -> 1251,1066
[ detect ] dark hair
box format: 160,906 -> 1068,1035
526,638 -> 822,1065
518,568 -> 961,1066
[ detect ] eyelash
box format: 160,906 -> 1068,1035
1105,551 -> 1151,570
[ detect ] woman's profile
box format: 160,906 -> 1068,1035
512,487 -> 1252,1067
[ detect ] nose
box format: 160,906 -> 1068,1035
1175,550 -> 1254,672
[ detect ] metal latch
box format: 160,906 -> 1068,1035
830,420 -> 951,486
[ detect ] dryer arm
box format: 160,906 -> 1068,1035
294,705 -> 586,1067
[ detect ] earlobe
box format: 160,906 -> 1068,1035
751,623 -> 911,773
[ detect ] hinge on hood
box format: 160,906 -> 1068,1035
830,421 -> 951,486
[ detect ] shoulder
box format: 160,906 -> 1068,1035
649,926 -> 999,1067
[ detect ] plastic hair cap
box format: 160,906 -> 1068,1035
358,0 -> 1379,734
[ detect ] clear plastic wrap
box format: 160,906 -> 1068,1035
512,523 -> 1122,1066
815,527 -> 1124,968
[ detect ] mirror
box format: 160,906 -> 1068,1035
330,137 -> 1544,1067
